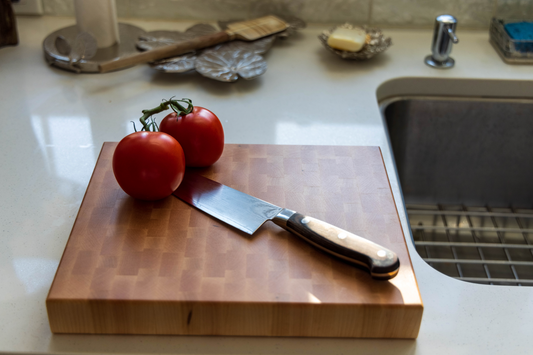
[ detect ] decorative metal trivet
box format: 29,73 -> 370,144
137,15 -> 305,82
43,23 -> 146,73
319,23 -> 392,60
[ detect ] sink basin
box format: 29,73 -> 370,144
378,78 -> 533,286
384,96 -> 533,207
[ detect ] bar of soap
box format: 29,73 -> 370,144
327,27 -> 366,52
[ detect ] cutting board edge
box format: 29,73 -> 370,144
376,146 -> 425,308
46,298 -> 423,338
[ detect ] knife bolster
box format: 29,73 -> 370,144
272,209 -> 296,228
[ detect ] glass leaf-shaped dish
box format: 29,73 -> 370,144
208,36 -> 276,55
148,53 -> 198,73
195,49 -> 267,82
144,28 -> 275,79
136,22 -> 289,80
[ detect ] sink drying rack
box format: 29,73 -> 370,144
407,204 -> 533,286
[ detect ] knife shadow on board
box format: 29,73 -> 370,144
110,185 -> 406,304
173,170 -> 402,283
180,199 -> 406,301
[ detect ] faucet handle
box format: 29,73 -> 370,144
447,28 -> 459,44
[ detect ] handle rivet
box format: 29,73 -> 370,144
377,250 -> 387,257
338,232 -> 347,240
302,217 -> 310,224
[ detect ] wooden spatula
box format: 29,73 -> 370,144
98,15 -> 288,73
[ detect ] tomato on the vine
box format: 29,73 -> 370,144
160,106 -> 224,168
112,131 -> 185,201
113,98 -> 222,200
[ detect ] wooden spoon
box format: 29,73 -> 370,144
98,15 -> 288,73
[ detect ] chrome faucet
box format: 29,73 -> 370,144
425,15 -> 459,68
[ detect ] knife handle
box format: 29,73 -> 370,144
273,210 -> 400,280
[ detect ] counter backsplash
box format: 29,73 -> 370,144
41,0 -> 533,29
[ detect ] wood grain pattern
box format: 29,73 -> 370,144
227,15 -> 288,40
46,143 -> 423,338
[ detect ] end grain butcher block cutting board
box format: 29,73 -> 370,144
46,143 -> 423,338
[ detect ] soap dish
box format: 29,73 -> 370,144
319,24 -> 391,60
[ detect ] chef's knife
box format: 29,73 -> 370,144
174,172 -> 400,279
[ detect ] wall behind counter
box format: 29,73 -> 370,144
40,0 -> 533,29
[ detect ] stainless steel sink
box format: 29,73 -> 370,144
381,95 -> 533,286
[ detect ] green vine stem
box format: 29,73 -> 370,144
136,98 -> 193,132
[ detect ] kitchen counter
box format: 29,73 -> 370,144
1,16 -> 532,354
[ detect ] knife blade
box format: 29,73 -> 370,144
173,172 -> 400,280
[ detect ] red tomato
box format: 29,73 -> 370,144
112,131 -> 185,200
159,106 -> 224,167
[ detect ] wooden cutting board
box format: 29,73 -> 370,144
46,143 -> 423,338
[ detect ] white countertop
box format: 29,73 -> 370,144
1,16 -> 533,354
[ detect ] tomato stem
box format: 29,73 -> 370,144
137,98 -> 194,132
